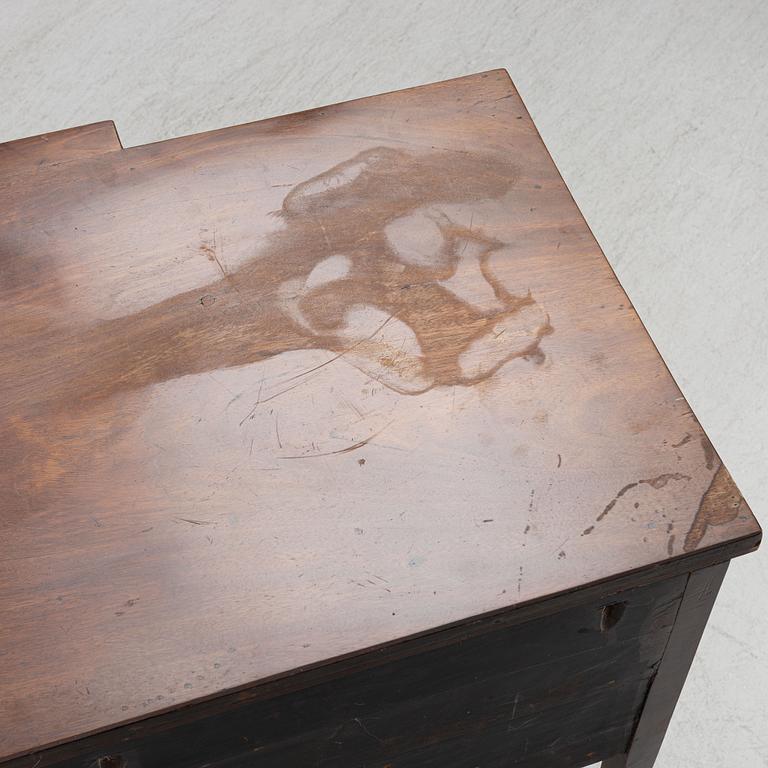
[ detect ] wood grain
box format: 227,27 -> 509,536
3,576 -> 685,768
0,121 -> 121,173
0,70 -> 760,760
602,563 -> 728,768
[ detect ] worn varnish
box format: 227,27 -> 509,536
1,577 -> 685,768
0,71 -> 760,763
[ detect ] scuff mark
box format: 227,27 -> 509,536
671,433 -> 691,448
328,722 -> 345,746
354,717 -> 383,744
700,436 -> 717,470
667,534 -> 676,556
224,390 -> 245,411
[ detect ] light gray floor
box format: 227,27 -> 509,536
2,1 -> 766,765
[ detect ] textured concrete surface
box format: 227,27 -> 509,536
1,1 -> 766,765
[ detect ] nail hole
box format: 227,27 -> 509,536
600,601 -> 627,632
98,757 -> 126,768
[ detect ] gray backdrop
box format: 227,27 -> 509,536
2,2 -> 766,765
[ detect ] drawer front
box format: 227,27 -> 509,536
5,575 -> 685,768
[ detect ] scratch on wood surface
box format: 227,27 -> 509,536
282,314 -> 395,385
279,421 -> 393,460
201,227 -> 238,296
671,433 -> 691,448
245,370 -> 324,414
238,378 -> 265,426
354,717 -> 383,743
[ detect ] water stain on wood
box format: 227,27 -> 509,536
0,72 -> 759,764
4,146 -> 553,499
684,465 -> 744,551
91,147 -> 548,403
584,473 -> 692,535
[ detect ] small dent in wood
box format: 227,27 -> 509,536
600,601 -> 627,632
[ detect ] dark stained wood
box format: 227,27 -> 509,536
3,576 -> 685,768
0,70 -> 760,763
602,562 -> 728,768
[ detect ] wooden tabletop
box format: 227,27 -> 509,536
0,70 -> 760,760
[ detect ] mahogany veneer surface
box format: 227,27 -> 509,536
0,70 -> 760,760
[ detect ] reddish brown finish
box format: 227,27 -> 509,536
0,120 -> 121,173
0,71 -> 760,760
